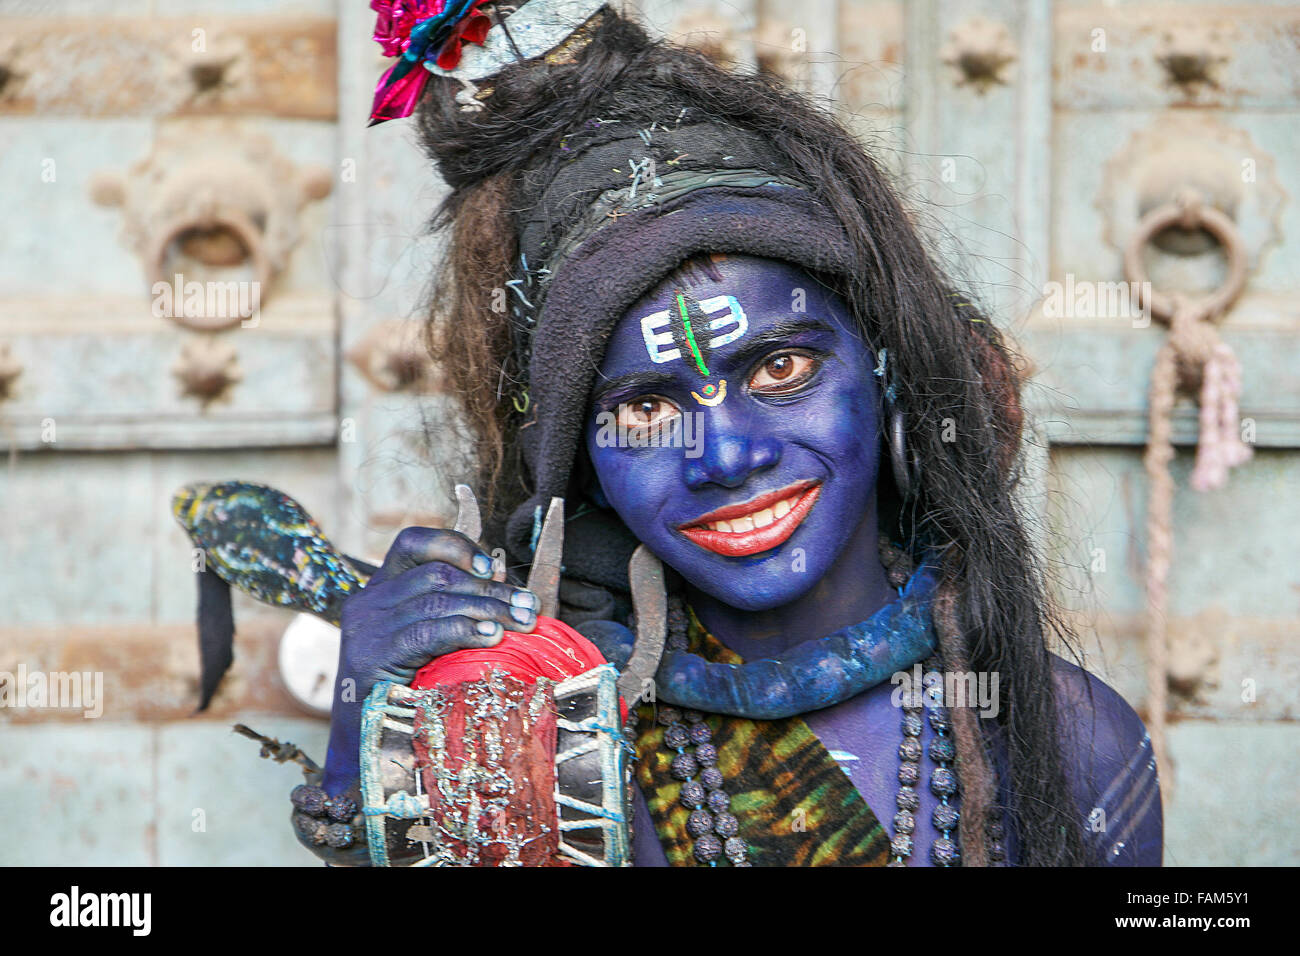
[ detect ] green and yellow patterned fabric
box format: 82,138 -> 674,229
634,611 -> 891,867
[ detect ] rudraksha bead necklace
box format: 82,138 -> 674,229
625,600 -> 751,866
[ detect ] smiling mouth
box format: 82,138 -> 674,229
677,480 -> 822,557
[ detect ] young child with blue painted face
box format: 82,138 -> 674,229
326,5 -> 1162,867
587,256 -> 892,625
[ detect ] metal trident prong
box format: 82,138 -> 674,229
452,484 -> 482,544
526,497 -> 565,619
618,545 -> 667,704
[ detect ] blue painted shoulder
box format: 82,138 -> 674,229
1050,655 -> 1164,866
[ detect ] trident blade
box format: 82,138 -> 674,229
452,484 -> 482,544
618,545 -> 667,704
525,497 -> 564,618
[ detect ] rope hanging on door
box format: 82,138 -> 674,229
1124,189 -> 1252,804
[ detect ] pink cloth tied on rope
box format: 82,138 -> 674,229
1191,341 -> 1252,491
1164,306 -> 1253,492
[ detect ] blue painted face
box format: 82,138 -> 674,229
584,254 -> 882,611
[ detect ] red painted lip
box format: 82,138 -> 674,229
677,481 -> 822,557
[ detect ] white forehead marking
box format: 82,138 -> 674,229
638,295 -> 749,364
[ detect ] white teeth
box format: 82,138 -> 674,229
698,490 -> 807,534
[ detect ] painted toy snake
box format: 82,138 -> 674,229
172,481 -> 376,709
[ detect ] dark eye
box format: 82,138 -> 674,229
614,396 -> 681,431
749,351 -> 818,393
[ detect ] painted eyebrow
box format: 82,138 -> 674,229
719,318 -> 837,369
591,369 -> 679,405
591,318 -> 837,405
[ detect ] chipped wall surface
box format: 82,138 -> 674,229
1,0 -> 1297,867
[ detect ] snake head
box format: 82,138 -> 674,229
171,481 -> 215,530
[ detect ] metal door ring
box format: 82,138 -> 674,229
147,209 -> 272,332
1123,190 -> 1248,324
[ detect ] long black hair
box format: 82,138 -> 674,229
417,8 -> 1088,866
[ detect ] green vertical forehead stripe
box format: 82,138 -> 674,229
672,289 -> 710,378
